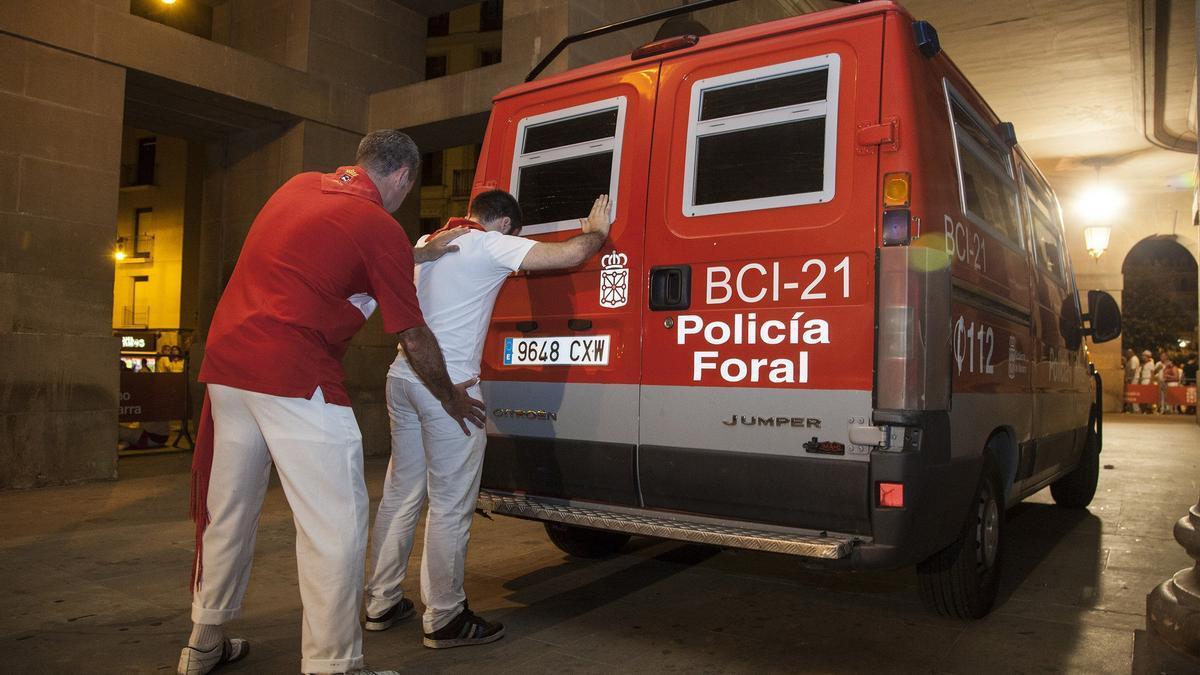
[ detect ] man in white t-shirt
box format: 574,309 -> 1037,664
364,190 -> 612,648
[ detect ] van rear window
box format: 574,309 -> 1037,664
510,97 -> 626,235
694,118 -> 825,204
516,153 -> 612,227
523,109 -> 618,153
683,54 -> 840,217
946,84 -> 1022,247
699,69 -> 828,120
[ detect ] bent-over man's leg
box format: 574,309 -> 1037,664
192,384 -> 272,625
248,387 -> 369,674
407,380 -> 488,634
365,377 -> 428,619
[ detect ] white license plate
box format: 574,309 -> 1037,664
502,335 -> 610,366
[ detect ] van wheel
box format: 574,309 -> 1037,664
544,522 -> 631,558
917,463 -> 1003,619
1050,428 -> 1099,508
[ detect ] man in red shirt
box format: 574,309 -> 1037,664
178,130 -> 482,675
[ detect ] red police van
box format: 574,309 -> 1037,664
471,0 -> 1122,618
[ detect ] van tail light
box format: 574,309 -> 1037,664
882,172 -> 911,246
883,172 -> 910,206
876,246 -> 952,412
878,482 -> 905,508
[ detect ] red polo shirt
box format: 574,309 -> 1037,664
199,166 -> 424,406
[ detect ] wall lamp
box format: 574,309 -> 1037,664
1083,226 -> 1111,260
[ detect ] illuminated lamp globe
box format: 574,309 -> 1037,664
1075,183 -> 1126,225
1083,226 -> 1111,260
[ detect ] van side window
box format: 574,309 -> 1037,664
945,85 -> 1022,247
1024,171 -> 1067,281
683,54 -> 840,217
510,97 -> 626,235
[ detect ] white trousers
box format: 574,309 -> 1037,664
193,384 -> 368,674
365,377 -> 486,633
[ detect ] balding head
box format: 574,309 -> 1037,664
356,130 -> 421,212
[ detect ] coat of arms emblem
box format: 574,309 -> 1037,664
599,251 -> 629,308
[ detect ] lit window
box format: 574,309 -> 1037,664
510,97 -> 625,235
946,84 -> 1022,246
683,54 -> 840,217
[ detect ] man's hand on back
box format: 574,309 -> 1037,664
414,227 -> 468,264
442,378 -> 487,435
398,325 -> 486,435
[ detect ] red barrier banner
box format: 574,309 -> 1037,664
1124,385 -> 1159,404
1165,386 -> 1197,406
119,372 -> 188,422
1124,384 -> 1197,406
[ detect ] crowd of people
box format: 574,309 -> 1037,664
120,344 -> 187,373
1123,347 -> 1198,414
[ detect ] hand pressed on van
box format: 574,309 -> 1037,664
581,194 -> 612,238
520,194 -> 612,271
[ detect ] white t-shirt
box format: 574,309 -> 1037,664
389,229 -> 536,384
1139,360 -> 1156,385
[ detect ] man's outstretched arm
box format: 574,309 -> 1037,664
519,195 -> 612,271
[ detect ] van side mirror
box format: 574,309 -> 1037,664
1083,290 -> 1121,343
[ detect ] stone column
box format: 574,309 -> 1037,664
1135,498 -> 1200,673
0,34 -> 126,488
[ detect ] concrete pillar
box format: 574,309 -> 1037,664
1134,498 -> 1200,673
0,34 -> 125,488
179,140 -> 206,332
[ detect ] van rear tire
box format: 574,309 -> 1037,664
917,462 -> 1003,619
544,522 -> 631,558
1050,430 -> 1099,508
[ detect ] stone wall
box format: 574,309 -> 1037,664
307,0 -> 427,93
212,0 -> 312,71
0,34 -> 126,488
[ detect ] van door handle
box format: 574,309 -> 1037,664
649,265 -> 691,311
516,321 -> 538,333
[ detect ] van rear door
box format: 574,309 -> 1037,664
636,17 -> 884,534
478,63 -> 659,506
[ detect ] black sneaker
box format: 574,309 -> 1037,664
422,606 -> 505,649
364,598 -> 415,632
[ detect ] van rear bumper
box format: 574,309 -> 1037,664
480,410 -> 981,570
477,489 -> 864,559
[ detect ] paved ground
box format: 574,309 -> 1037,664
1,416 -> 1196,674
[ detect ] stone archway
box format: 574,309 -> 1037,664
1120,236 -> 1198,357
